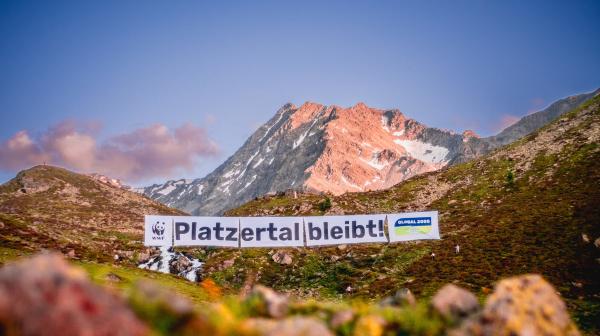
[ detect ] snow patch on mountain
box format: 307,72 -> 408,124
393,139 -> 449,164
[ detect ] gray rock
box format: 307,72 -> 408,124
272,251 -> 292,265
380,287 -> 416,307
105,272 -> 123,283
242,316 -> 333,336
0,253 -> 148,335
330,309 -> 354,328
456,274 -> 580,336
170,255 -> 192,274
137,251 -> 151,264
432,284 -> 479,320
248,285 -> 289,318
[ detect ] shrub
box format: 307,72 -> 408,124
319,197 -> 332,212
505,169 -> 515,187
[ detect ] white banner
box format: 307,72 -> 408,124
304,214 -> 388,246
144,215 -> 173,246
240,216 -> 304,247
173,216 -> 240,247
387,211 -> 440,242
144,211 -> 440,247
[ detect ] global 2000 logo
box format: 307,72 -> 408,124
394,217 -> 432,235
152,221 -> 166,240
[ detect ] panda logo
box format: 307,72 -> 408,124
152,221 -> 165,236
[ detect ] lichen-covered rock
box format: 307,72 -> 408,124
458,274 -> 580,336
272,251 -> 293,265
380,288 -> 416,307
240,317 -> 333,336
431,284 -> 480,320
330,309 -> 355,329
170,255 -> 192,274
246,285 -> 289,318
0,253 -> 148,336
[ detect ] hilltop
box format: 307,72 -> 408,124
0,165 -> 184,262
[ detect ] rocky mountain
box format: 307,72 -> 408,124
88,172 -> 131,190
0,94 -> 598,334
141,102 -> 491,215
141,89 -> 598,216
484,88 -> 600,148
217,92 -> 600,332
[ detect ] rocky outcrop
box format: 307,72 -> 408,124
432,284 -> 480,320
241,317 -> 334,336
456,274 -> 580,336
0,254 -> 583,335
138,247 -> 203,282
88,173 -> 131,190
247,285 -> 289,318
0,253 -> 148,336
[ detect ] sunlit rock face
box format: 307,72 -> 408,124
140,89 -> 599,215
140,102 -> 488,215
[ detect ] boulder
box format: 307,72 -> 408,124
137,251 -> 151,264
0,253 -> 148,336
131,280 -> 194,316
222,258 -> 236,269
105,272 -> 123,283
247,285 -> 289,318
458,274 -> 580,336
170,255 -> 192,274
241,317 -> 333,336
330,309 -> 354,328
380,288 -> 416,307
431,284 -> 480,320
272,251 -> 293,265
581,233 -> 590,243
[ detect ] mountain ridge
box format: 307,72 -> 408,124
139,101 -> 487,215
212,92 -> 600,331
141,89 -> 599,215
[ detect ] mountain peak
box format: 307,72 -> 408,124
351,102 -> 369,110
290,101 -> 326,129
142,91 -> 598,215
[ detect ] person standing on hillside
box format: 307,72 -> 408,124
455,244 -> 460,254
430,252 -> 435,259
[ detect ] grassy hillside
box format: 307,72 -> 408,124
0,165 -> 184,263
218,94 -> 600,331
0,96 -> 598,333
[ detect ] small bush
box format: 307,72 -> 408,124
319,197 -> 332,212
505,169 -> 515,187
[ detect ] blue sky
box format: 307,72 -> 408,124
1,0 -> 599,185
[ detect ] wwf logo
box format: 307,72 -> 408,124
152,221 -> 166,236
